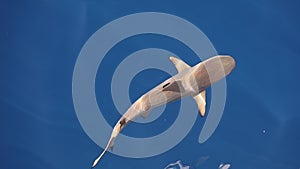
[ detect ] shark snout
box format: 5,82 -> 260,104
218,55 -> 236,75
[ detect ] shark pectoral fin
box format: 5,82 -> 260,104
141,110 -> 151,118
193,90 -> 206,117
169,56 -> 191,73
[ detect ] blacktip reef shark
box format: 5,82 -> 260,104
92,55 -> 236,168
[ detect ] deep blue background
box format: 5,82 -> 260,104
1,0 -> 300,169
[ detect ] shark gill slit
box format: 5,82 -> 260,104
162,82 -> 170,88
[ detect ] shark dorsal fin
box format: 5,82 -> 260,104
193,90 -> 206,117
169,56 -> 191,73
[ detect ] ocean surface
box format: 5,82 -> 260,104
1,0 -> 299,169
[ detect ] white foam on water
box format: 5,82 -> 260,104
164,160 -> 190,169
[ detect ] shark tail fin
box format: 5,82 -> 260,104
91,146 -> 107,168
91,137 -> 116,168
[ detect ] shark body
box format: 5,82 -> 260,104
92,55 -> 235,168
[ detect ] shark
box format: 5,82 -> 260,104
92,55 -> 236,168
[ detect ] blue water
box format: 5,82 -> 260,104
1,0 -> 300,169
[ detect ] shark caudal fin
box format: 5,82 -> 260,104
91,137 -> 116,168
91,148 -> 106,168
193,90 -> 206,117
91,153 -> 103,168
169,56 -> 191,72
